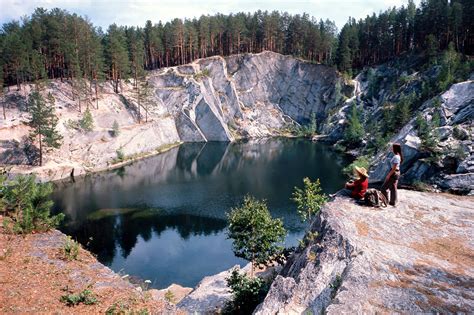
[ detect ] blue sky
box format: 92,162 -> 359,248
1,0 -> 418,31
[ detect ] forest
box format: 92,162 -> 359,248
0,0 -> 473,91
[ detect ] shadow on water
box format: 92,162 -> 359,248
52,138 -> 350,288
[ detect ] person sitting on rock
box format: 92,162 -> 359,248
333,166 -> 369,200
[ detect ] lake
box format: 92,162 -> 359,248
52,138 -> 350,289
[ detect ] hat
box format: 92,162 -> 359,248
354,166 -> 369,178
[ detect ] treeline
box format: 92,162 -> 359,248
0,0 -> 473,91
0,8 -> 337,90
336,0 -> 473,73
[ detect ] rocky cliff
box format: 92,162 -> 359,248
0,51 -> 346,181
256,190 -> 474,314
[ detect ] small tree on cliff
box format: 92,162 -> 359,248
292,177 -> 328,222
28,91 -> 62,166
227,196 -> 286,276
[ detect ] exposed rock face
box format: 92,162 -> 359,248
178,264 -> 250,313
368,81 -> 473,194
0,52 -> 345,181
152,52 -> 343,141
257,190 -> 474,314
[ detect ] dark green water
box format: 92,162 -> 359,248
52,138 -> 349,289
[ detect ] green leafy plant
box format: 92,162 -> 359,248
2,175 -> 64,234
63,236 -> 80,260
115,148 -> 125,162
164,290 -> 175,304
343,102 -> 364,147
79,109 -> 94,132
193,68 -> 210,80
60,289 -> 98,306
342,156 -> 370,178
111,120 -> 120,137
330,274 -> 343,299
227,196 -> 287,276
224,269 -> 270,315
292,178 -> 328,222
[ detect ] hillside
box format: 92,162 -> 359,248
0,51 -> 348,181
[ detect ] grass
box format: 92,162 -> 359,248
60,289 -> 98,306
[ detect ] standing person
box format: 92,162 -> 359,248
381,143 -> 403,206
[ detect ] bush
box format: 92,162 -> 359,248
1,175 -> 64,234
63,236 -> 80,260
116,148 -> 125,162
343,102 -> 364,147
227,196 -> 286,275
193,68 -> 210,80
79,109 -> 94,132
342,156 -> 370,178
415,112 -> 440,154
111,120 -> 120,137
60,289 -> 98,306
292,177 -> 327,222
223,269 -> 269,315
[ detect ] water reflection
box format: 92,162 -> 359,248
52,138 -> 349,288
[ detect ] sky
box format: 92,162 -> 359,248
0,0 -> 419,31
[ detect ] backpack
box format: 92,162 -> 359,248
364,189 -> 388,208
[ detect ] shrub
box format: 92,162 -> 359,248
111,120 -> 120,137
63,236 -> 80,260
60,289 -> 98,306
292,178 -> 327,222
415,112 -> 440,154
79,109 -> 94,132
164,290 -> 175,304
227,196 -> 286,275
224,269 -> 269,315
2,175 -> 64,234
342,156 -> 370,178
411,180 -> 432,192
116,148 -> 125,162
343,102 -> 364,147
193,68 -> 210,80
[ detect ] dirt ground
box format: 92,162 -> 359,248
0,216 -> 177,314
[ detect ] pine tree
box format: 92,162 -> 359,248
344,102 -> 364,146
28,91 -> 62,166
105,24 -> 129,93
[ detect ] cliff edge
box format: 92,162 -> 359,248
256,190 -> 474,314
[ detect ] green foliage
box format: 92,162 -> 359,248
60,289 -> 98,306
79,109 -> 94,132
411,180 -> 432,192
227,196 -> 287,272
116,148 -> 125,162
415,111 -> 441,160
342,156 -> 370,178
329,274 -> 342,299
28,91 -> 62,166
292,177 -> 327,222
343,102 -> 364,146
437,42 -> 460,91
193,68 -> 210,80
164,290 -> 175,304
1,175 -> 64,234
224,269 -> 270,315
63,236 -> 80,260
111,120 -> 120,137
